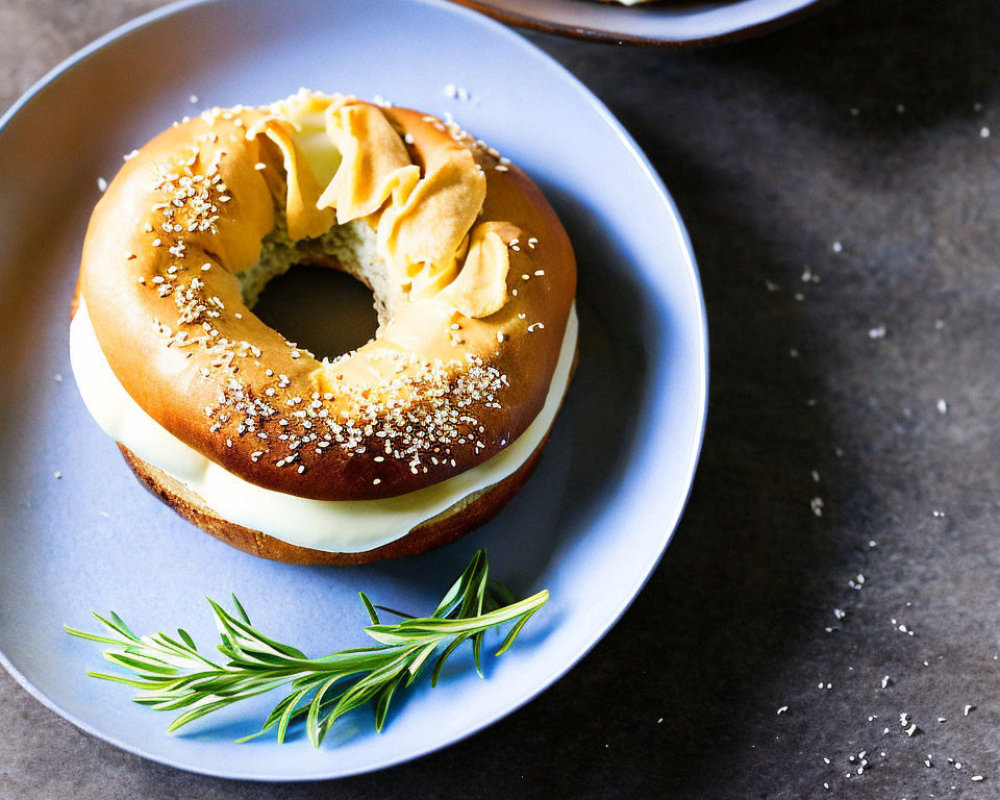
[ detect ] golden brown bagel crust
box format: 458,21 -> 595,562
117,433 -> 549,565
79,93 -> 575,502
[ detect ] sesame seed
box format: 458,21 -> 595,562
189,94 -> 199,104
254,162 -> 267,170
373,478 -> 381,485
54,471 -> 62,479
97,177 -> 108,192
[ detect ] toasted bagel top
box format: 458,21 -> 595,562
79,91 -> 576,501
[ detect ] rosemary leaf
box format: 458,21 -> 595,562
65,548 -> 547,747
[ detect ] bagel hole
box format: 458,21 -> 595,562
251,263 -> 380,360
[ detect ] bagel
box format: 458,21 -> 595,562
70,90 -> 577,564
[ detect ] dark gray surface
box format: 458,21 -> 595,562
3,0 -> 1000,797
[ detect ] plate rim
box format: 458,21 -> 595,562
445,0 -> 837,47
0,0 -> 709,780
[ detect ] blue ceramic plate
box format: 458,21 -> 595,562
449,0 -> 834,46
0,0 -> 707,780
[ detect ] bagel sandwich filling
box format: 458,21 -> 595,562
71,90 -> 577,561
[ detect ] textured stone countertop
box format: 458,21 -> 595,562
3,1 -> 1000,797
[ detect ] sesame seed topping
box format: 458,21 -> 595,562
132,111 -> 521,481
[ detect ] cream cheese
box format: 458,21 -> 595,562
69,301 -> 577,553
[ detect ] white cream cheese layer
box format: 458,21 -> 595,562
70,301 -> 577,553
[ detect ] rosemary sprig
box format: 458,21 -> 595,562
64,549 -> 547,747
